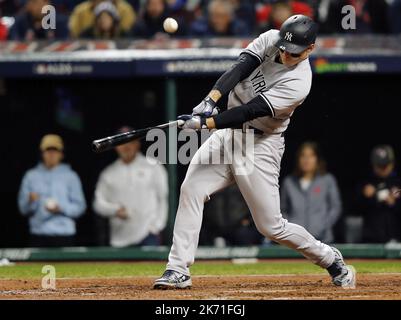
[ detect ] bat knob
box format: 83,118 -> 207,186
92,138 -> 112,153
91,141 -> 103,153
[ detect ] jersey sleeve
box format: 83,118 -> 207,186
242,30 -> 277,65
259,79 -> 310,119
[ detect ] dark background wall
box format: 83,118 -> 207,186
0,74 -> 400,247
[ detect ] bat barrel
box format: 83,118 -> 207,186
91,137 -> 112,153
92,120 -> 182,153
92,131 -> 138,153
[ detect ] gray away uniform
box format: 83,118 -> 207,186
167,29 -> 336,276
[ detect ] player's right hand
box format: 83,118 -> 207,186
192,97 -> 219,117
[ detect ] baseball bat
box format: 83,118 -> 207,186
92,120 -> 184,153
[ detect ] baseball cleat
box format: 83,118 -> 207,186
153,270 -> 192,289
328,247 -> 356,289
333,265 -> 356,289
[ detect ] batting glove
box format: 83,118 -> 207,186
192,97 -> 219,117
177,114 -> 207,130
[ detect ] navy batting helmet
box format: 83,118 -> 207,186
275,15 -> 318,54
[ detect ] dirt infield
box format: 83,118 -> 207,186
1,274 -> 401,300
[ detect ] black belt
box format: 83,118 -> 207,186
247,126 -> 285,137
235,125 -> 284,137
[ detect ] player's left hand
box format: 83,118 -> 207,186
177,114 -> 206,130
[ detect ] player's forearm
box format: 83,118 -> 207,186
211,53 -> 260,100
206,95 -> 273,129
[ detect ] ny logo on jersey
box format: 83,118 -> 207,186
284,32 -> 293,42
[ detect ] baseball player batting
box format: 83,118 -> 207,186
154,15 -> 356,289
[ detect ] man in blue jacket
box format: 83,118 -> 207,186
18,134 -> 86,247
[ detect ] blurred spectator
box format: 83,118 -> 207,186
80,1 -> 128,38
127,0 -> 141,12
166,0 -> 187,18
133,0 -> 186,38
388,0 -> 401,34
256,0 -> 313,33
357,145 -> 401,243
316,0 -> 389,34
189,0 -> 250,37
0,0 -> 23,16
93,126 -> 168,247
165,0 -> 198,27
167,0 -> 186,11
51,0 -> 86,15
0,19 -> 7,40
8,0 -> 69,40
228,0 -> 256,33
18,134 -> 86,247
201,185 -> 262,246
69,0 -> 136,38
182,0 -> 206,23
280,142 -> 342,243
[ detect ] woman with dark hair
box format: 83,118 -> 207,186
280,142 -> 342,243
79,1 -> 127,39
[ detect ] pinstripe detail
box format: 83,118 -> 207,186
260,94 -> 275,117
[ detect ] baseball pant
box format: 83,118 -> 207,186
167,129 -> 335,276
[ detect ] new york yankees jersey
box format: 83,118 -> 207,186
228,29 -> 312,134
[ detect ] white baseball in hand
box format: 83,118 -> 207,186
46,198 -> 58,211
163,17 -> 178,33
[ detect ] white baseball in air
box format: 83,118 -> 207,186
163,17 -> 178,33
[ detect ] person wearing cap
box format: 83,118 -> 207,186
79,1 -> 127,39
154,15 -> 356,289
17,134 -> 87,247
69,0 -> 136,38
93,126 -> 168,247
357,145 -> 401,243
